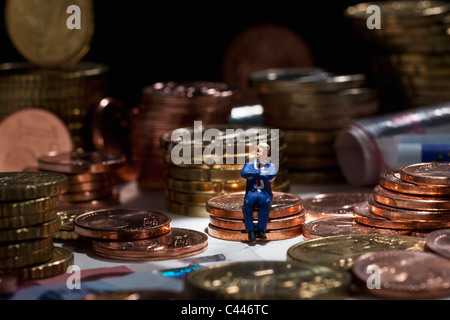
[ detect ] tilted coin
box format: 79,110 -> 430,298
185,260 -> 351,300
0,172 -> 68,202
425,228 -> 450,259
287,234 -> 425,270
302,217 -> 411,240
18,247 -> 74,281
401,162 -> 450,186
206,192 -> 303,219
0,108 -> 73,172
353,201 -> 415,230
352,250 -> 450,299
38,151 -> 126,174
74,209 -> 171,240
5,0 -> 94,67
91,228 -> 208,261
373,185 -> 450,211
380,168 -> 450,196
303,192 -> 372,220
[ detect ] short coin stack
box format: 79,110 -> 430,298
37,151 -> 126,210
353,162 -> 450,234
249,68 -> 379,184
345,1 -> 450,110
74,208 -> 208,261
206,192 -> 305,241
161,125 -> 290,218
0,172 -> 74,281
131,81 -> 239,190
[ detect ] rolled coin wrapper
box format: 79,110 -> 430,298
335,103 -> 450,187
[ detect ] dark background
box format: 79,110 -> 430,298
0,0 -> 375,109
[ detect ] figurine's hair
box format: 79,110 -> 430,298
258,143 -> 270,151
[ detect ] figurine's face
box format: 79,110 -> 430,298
257,145 -> 269,162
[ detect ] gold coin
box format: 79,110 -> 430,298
5,0 -> 94,68
185,261 -> 352,300
0,172 -> 68,202
0,196 -> 59,218
0,208 -> 58,229
287,234 -> 425,271
18,247 -> 74,281
0,218 -> 61,243
0,237 -> 53,259
0,245 -> 54,270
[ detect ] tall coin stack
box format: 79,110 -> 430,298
249,68 -> 379,184
344,1 -> 450,111
0,62 -> 109,152
161,125 -> 290,217
0,172 -> 74,281
353,162 -> 450,235
206,192 -> 305,241
36,151 -> 126,211
131,81 -> 239,190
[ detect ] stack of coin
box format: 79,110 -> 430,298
131,81 -> 239,190
36,151 -> 126,210
74,208 -> 208,261
206,192 -> 305,241
345,1 -> 450,110
0,62 -> 108,154
249,68 -> 379,184
353,162 -> 450,234
0,172 -> 74,281
161,125 -> 290,217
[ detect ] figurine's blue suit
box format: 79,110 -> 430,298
241,161 -> 277,233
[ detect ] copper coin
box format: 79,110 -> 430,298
373,185 -> 450,211
368,196 -> 450,225
426,229 -> 450,259
303,192 -> 372,220
352,250 -> 450,299
222,23 -> 315,104
209,211 -> 307,231
58,189 -> 121,211
381,169 -> 450,196
38,151 -> 126,174
353,201 -> 414,231
60,188 -> 114,203
74,209 -> 171,240
206,192 -> 303,219
401,162 -> 450,187
207,224 -> 302,242
0,108 -> 73,172
91,228 -> 208,261
302,217 -> 410,240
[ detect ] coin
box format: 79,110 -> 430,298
0,208 -> 58,230
91,228 -> 208,261
38,151 -> 126,174
18,247 -> 74,281
5,0 -> 94,67
222,24 -> 315,104
352,250 -> 450,299
0,172 -> 68,202
373,185 -> 450,211
0,108 -> 73,172
368,196 -> 450,223
425,228 -> 450,259
207,224 -> 302,242
353,201 -> 415,231
0,245 -> 54,270
0,237 -> 53,259
206,192 -> 303,219
209,211 -> 306,231
74,209 -> 171,240
380,168 -> 450,196
184,260 -> 352,300
287,234 -> 425,270
83,290 -> 187,300
0,196 -> 59,218
401,162 -> 450,186
302,217 -> 411,240
0,218 -> 61,243
303,192 -> 372,220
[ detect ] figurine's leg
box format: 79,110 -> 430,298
256,194 -> 271,239
242,192 -> 256,232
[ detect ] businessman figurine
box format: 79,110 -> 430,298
241,143 -> 277,241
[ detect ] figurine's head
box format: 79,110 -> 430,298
257,143 -> 270,163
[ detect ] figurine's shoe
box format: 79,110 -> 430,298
257,231 -> 267,240
248,230 -> 257,242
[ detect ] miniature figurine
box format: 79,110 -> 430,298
241,143 -> 277,241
